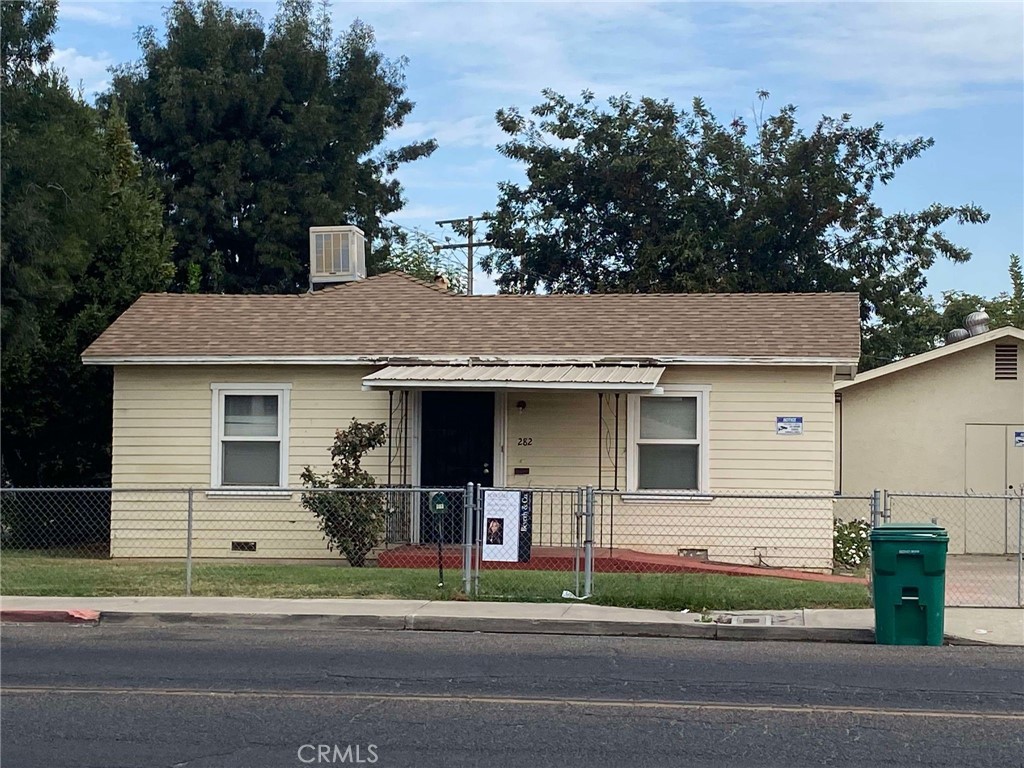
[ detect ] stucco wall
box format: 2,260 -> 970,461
838,339 -> 1023,493
837,338 -> 1024,554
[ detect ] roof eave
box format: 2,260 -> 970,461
835,326 -> 1024,391
82,353 -> 860,367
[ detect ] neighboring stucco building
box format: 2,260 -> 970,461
836,326 -> 1024,554
83,268 -> 860,568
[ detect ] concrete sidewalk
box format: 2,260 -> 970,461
2,595 -> 1021,646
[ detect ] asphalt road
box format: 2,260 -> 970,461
2,624 -> 1022,768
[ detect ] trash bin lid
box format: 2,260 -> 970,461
870,522 -> 949,542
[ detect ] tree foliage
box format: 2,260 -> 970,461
106,0 -> 436,294
862,254 -> 1024,364
374,231 -> 466,293
300,419 -> 388,567
1,1 -> 174,485
483,90 -> 990,368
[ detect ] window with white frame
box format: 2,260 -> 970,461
629,387 -> 709,492
211,385 -> 290,488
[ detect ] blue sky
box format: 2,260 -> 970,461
52,1 -> 1023,296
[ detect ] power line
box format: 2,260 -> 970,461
434,215 -> 493,296
381,217 -> 471,275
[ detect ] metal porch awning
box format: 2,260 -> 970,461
362,365 -> 665,392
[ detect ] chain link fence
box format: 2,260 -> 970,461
2,486 -> 1020,606
884,491 -> 1023,607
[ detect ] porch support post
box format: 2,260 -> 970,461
613,393 -> 620,491
387,390 -> 394,486
402,391 -> 409,486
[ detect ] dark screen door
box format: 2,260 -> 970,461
420,391 -> 494,544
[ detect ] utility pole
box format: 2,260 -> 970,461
434,215 -> 492,296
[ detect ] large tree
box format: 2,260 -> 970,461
1,1 -> 174,485
483,90 -> 990,368
106,0 -> 436,294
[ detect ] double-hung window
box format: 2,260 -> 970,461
630,386 -> 709,492
211,384 -> 290,488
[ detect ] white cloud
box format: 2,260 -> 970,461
51,47 -> 115,97
743,1 -> 1023,118
59,3 -> 132,28
392,114 -> 506,149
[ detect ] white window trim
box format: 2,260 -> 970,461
627,384 -> 711,493
210,383 -> 291,492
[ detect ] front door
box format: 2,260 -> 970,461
420,391 -> 495,544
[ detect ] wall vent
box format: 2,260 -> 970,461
678,548 -> 709,561
231,541 -> 257,552
995,344 -> 1018,380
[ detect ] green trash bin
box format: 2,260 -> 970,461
870,523 -> 948,646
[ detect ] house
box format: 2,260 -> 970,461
82,228 -> 861,568
835,325 -> 1024,554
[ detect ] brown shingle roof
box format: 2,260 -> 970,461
82,271 -> 861,362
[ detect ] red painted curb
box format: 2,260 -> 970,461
1,609 -> 100,624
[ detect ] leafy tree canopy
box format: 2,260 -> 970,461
482,90 -> 990,368
1,0 -> 174,485
105,0 -> 436,294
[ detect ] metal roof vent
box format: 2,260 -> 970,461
945,328 -> 970,344
309,226 -> 366,287
964,310 -> 990,337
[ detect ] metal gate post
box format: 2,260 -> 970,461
573,488 -> 583,597
1017,494 -> 1023,607
883,489 -> 892,524
584,485 -> 595,598
474,485 -> 483,596
463,483 -> 474,596
185,488 -> 194,596
870,489 -> 882,528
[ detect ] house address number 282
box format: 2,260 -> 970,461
517,437 -> 533,446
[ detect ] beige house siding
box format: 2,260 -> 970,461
838,339 -> 1024,554
501,365 -> 837,568
110,363 -> 839,567
111,365 -> 389,558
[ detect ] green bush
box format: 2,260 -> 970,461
833,517 -> 871,569
300,420 -> 388,567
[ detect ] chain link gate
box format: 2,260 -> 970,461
467,486 -> 593,601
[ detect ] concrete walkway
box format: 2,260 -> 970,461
3,595 -> 1021,646
4,598 -> 1019,647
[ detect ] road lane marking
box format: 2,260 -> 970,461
2,686 -> 1021,720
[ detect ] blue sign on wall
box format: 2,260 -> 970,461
776,416 -> 804,435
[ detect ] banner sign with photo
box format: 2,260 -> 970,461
482,489 -> 533,563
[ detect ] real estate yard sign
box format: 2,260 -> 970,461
482,490 -> 533,562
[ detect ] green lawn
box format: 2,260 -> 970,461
0,552 -> 870,611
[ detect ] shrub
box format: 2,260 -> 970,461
300,420 -> 388,567
833,517 -> 871,569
